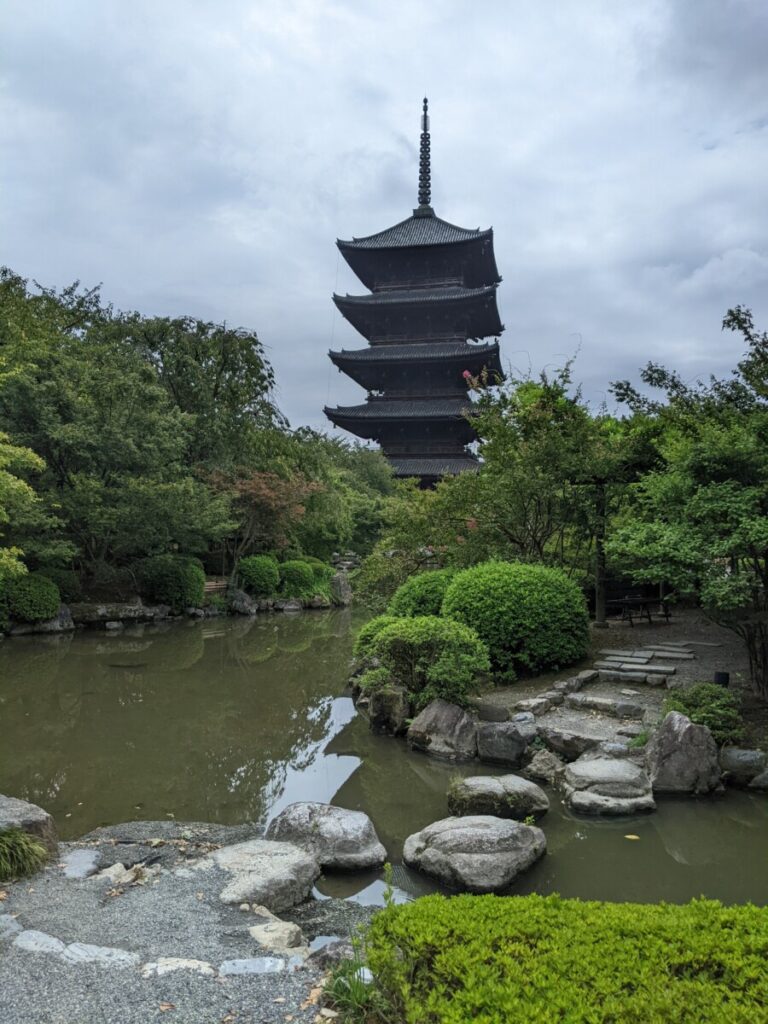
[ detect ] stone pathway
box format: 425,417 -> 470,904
0,822 -> 370,1024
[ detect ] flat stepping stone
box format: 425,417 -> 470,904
639,649 -> 695,660
598,669 -> 667,686
565,694 -> 644,719
447,775 -> 549,820
643,663 -> 676,675
602,656 -> 650,665
563,757 -> 655,816
265,802 -> 386,870
599,650 -> 649,659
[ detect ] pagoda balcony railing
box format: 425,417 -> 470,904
373,276 -> 464,293
370,331 -> 467,345
369,389 -> 470,400
383,444 -> 472,457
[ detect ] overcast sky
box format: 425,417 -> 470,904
3,0 -> 768,431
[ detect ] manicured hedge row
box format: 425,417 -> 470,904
388,568 -> 457,618
137,554 -> 205,612
357,893 -> 768,1023
1,572 -> 61,623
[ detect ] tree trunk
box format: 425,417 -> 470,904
594,483 -> 607,626
745,620 -> 768,702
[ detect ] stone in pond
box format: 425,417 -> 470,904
719,748 -> 767,787
563,757 -> 655,815
407,699 -> 477,760
369,686 -> 409,736
265,803 -> 386,870
403,816 -> 546,893
208,839 -> 320,912
447,775 -> 549,820
524,749 -> 565,785
476,720 -> 535,767
0,794 -> 57,856
645,712 -> 721,794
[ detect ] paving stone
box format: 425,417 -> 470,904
141,958 -> 216,978
565,694 -> 644,719
642,664 -> 676,675
0,917 -> 23,944
62,849 -> 102,879
218,957 -> 287,975
62,942 -> 140,967
514,697 -> 552,715
13,930 -> 66,956
598,670 -> 653,684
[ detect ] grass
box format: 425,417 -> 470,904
0,828 -> 49,881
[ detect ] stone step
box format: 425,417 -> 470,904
599,649 -> 650,658
598,670 -> 668,686
565,693 -> 644,719
643,663 -> 676,675
603,656 -> 651,665
638,649 -> 695,660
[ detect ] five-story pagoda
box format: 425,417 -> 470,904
324,99 -> 503,486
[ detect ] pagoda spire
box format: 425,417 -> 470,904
417,97 -> 432,213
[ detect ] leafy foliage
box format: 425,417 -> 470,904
137,554 -> 205,611
356,893 -> 768,1024
387,568 -> 457,618
442,561 -> 589,678
663,684 -> 745,746
237,554 -> 280,597
2,572 -> 60,622
363,615 -> 489,709
352,615 -> 400,662
279,560 -> 315,599
0,828 -> 49,881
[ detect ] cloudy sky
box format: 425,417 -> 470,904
3,0 -> 768,431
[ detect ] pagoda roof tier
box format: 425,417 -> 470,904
338,210 -> 490,250
329,341 -> 501,390
333,284 -> 503,341
324,396 -> 476,442
389,455 -> 480,479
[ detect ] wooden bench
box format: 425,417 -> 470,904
605,589 -> 671,627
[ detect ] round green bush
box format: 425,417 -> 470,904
39,568 -> 82,604
279,560 -> 315,598
442,561 -> 589,678
5,573 -> 61,622
367,615 -> 490,709
238,555 -> 280,597
137,554 -> 205,612
387,568 -> 457,618
663,684 -> 744,746
353,614 -> 400,661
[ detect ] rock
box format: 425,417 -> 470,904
564,694 -> 644,719
104,620 -> 124,631
330,572 -> 352,606
69,601 -> 168,624
227,589 -> 258,616
265,803 -> 386,870
219,957 -> 287,975
645,712 -> 721,794
207,839 -> 321,912
748,769 -> 768,791
306,939 -> 356,969
514,697 -> 552,715
141,958 -> 216,978
274,599 -> 303,612
0,794 -> 57,856
9,606 -> 75,635
537,719 -> 610,761
523,749 -> 565,785
249,918 -> 306,953
468,698 -> 510,722
403,816 -> 546,893
369,686 -> 410,736
62,942 -> 140,967
719,748 -> 768,787
61,848 -> 102,879
447,775 -> 549,820
309,594 -> 331,609
596,741 -> 633,758
407,699 -> 477,761
539,690 -> 564,706
95,863 -> 140,886
476,720 -> 535,766
0,917 -> 23,944
577,670 -> 598,685
617,723 -> 644,738
563,757 -> 655,815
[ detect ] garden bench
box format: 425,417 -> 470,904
605,589 -> 671,627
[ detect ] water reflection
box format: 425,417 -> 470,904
1,610 -> 766,906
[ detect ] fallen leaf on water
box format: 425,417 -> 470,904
624,834 -> 640,841
159,1002 -> 175,1012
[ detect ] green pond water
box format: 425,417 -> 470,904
1,609 -> 766,906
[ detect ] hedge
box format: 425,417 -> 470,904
442,561 -> 589,677
238,554 -> 280,597
664,684 -> 745,746
349,893 -> 768,1024
279,559 -> 315,598
364,615 -> 489,709
3,573 -> 61,623
388,568 -> 457,618
353,615 -> 400,662
137,554 -> 205,612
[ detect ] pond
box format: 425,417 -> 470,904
1,609 -> 766,906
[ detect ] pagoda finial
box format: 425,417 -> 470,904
417,96 -> 432,211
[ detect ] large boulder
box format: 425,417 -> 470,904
407,699 -> 477,761
265,803 -> 386,870
403,816 -> 546,893
227,589 -> 258,616
369,686 -> 410,736
0,794 -> 58,856
719,748 -> 767,787
645,712 -> 721,794
207,839 -> 320,911
537,718 -> 612,761
563,757 -> 655,815
447,775 -> 549,820
9,606 -> 75,635
476,716 -> 536,767
330,572 -> 352,606
524,749 -> 565,785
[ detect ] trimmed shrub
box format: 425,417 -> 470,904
353,893 -> 768,1024
353,615 -> 399,661
663,684 -> 744,746
442,561 -> 589,678
388,568 -> 457,618
137,554 -> 205,612
279,560 -> 315,598
0,828 -> 49,881
365,615 -> 490,709
238,555 -> 280,597
4,573 -> 61,622
39,568 -> 83,604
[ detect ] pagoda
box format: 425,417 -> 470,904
324,98 -> 503,486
